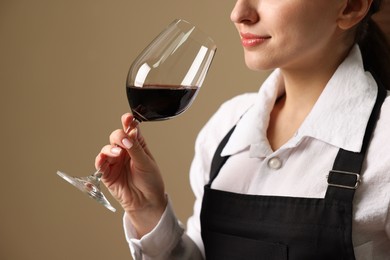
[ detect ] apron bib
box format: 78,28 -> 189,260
200,81 -> 386,260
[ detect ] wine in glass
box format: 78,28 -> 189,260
57,19 -> 217,212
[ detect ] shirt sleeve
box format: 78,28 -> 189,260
123,196 -> 203,260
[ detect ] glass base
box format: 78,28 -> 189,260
57,170 -> 116,212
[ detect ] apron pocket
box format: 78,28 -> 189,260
204,230 -> 288,260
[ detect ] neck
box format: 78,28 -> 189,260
266,36 -> 354,151
279,68 -> 331,114
279,44 -> 352,114
267,61 -> 343,150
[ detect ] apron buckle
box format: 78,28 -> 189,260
327,170 -> 361,190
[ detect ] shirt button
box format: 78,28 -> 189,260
268,157 -> 282,170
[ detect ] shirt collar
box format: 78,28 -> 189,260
221,45 -> 378,157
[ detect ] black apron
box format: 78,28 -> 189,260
200,81 -> 386,259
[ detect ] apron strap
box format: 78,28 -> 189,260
325,78 -> 387,202
209,126 -> 236,185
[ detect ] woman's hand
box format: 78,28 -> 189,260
95,113 -> 167,237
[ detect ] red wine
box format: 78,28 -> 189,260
126,85 -> 199,122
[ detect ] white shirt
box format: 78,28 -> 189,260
124,46 -> 390,260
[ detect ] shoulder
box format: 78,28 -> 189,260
189,92 -> 257,192
367,91 -> 390,169
192,93 -> 257,169
209,93 -> 258,128
197,93 -> 258,145
373,92 -> 390,140
355,92 -> 390,227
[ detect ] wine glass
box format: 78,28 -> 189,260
57,19 -> 217,212
126,19 -> 216,122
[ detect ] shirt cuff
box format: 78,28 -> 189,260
123,196 -> 184,259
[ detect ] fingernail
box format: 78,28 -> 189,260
122,138 -> 133,149
111,147 -> 122,155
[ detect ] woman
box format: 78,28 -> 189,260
96,0 -> 390,259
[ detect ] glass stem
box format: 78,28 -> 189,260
89,121 -> 137,183
91,160 -> 109,183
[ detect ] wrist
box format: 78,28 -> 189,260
126,195 -> 168,238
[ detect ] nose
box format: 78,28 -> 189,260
230,0 -> 259,25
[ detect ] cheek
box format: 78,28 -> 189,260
267,9 -> 302,41
270,2 -> 331,40
275,13 -> 328,49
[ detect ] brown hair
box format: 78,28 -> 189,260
357,0 -> 390,89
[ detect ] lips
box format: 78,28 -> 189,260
240,32 -> 271,47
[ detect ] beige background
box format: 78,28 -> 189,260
0,1 -> 267,259
2,1 -> 388,259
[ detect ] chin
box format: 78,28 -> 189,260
244,55 -> 276,71
245,61 -> 275,72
